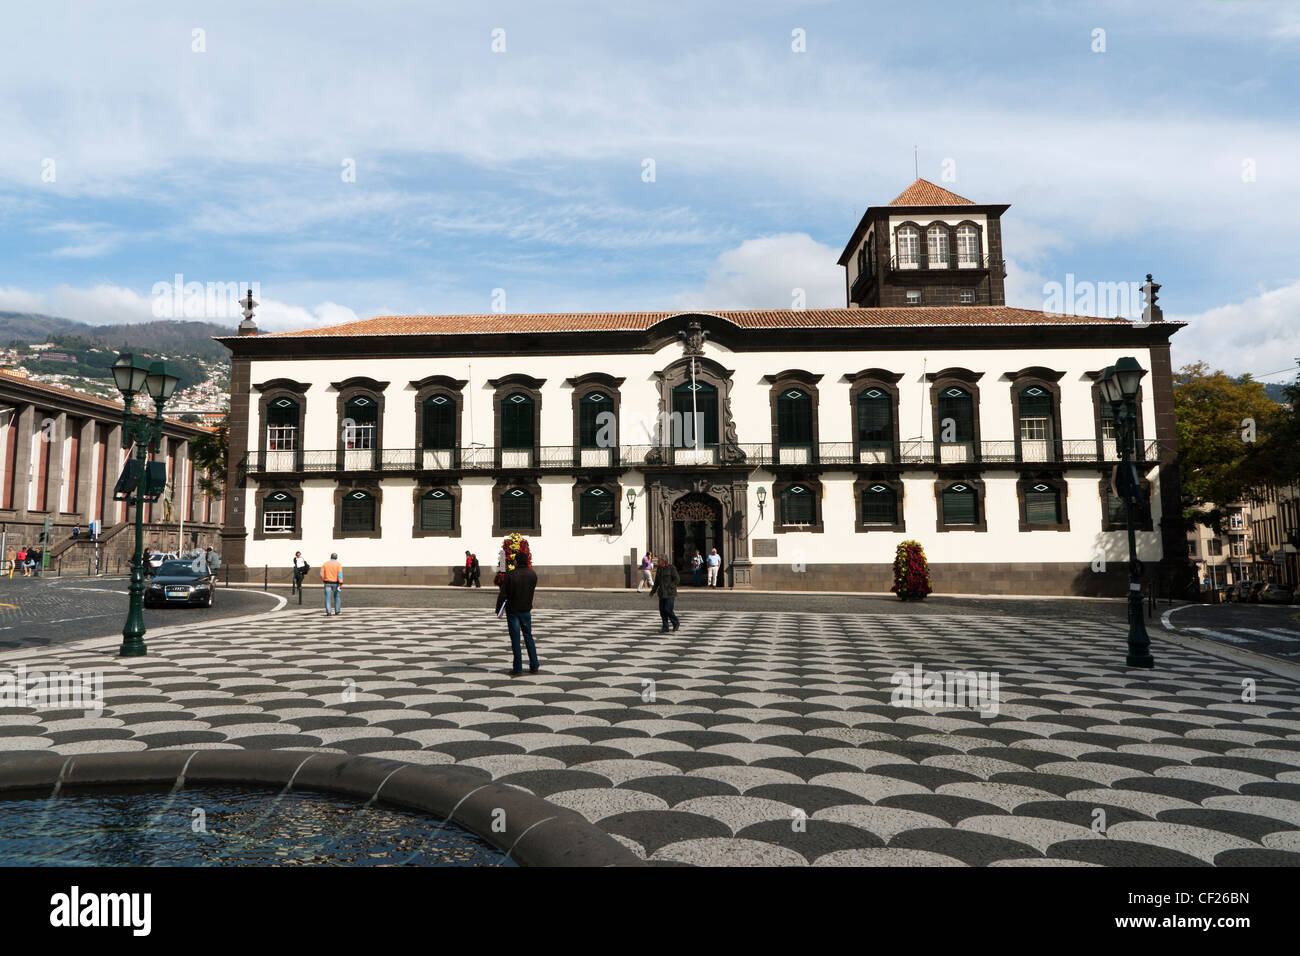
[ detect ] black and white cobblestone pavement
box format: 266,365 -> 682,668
3,607 -> 1300,866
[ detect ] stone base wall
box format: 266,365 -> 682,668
229,560 -> 1136,596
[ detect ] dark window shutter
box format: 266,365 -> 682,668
501,394 -> 534,448
421,395 -> 456,449
500,489 -> 535,529
1025,488 -> 1060,525
420,491 -> 454,531
942,486 -> 978,525
341,493 -> 375,532
781,486 -> 816,525
937,388 -> 974,441
861,486 -> 896,524
856,392 -> 892,446
776,389 -> 812,444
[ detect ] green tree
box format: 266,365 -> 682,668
189,414 -> 228,499
1174,362 -> 1285,533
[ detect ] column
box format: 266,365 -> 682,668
77,418 -> 97,524
11,404 -> 35,519
105,422 -> 123,527
173,437 -> 189,532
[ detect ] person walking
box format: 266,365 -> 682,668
72,523 -> 80,541
496,550 -> 539,675
691,549 -> 704,587
464,550 -> 474,586
637,550 -> 655,592
321,553 -> 343,616
468,552 -> 481,588
707,548 -> 722,587
292,551 -> 309,595
649,556 -> 680,632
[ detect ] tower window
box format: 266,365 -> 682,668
906,290 -> 921,305
960,289 -> 975,304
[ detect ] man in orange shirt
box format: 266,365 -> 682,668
320,552 -> 343,616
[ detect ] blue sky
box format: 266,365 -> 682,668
0,0 -> 1297,378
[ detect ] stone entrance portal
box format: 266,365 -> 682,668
647,473 -> 751,588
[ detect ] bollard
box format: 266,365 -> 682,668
224,563 -> 229,589
264,565 -> 268,591
57,556 -> 62,577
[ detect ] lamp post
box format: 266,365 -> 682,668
112,354 -> 179,658
1099,357 -> 1154,668
757,486 -> 767,519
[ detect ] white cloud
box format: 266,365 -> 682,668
1170,280 -> 1300,378
672,233 -> 843,310
0,282 -> 357,333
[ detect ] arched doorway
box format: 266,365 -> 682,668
672,493 -> 721,583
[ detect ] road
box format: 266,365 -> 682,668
0,575 -> 280,650
1161,601 -> 1300,660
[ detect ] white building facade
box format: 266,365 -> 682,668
218,181 -> 1189,595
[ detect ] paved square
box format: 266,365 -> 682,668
4,607 -> 1300,866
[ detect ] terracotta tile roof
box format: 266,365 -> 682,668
887,178 -> 975,206
0,367 -> 215,431
260,306 -> 1132,339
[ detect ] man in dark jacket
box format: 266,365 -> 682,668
496,553 -> 539,675
649,557 -> 680,632
468,553 -> 481,588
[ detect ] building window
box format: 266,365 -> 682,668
419,488 -> 455,532
266,398 -> 299,451
421,394 -> 456,450
938,387 -> 975,442
343,396 -> 377,450
672,381 -> 719,445
1208,538 -> 1222,556
262,493 -> 295,534
341,490 -> 376,533
1024,484 -> 1061,526
579,487 -> 615,530
861,485 -> 897,525
776,388 -> 813,446
1187,538 -> 1198,557
941,483 -> 979,526
926,225 -> 949,268
956,224 -> 979,266
1229,512 -> 1244,530
906,290 -> 921,305
501,393 -> 535,449
897,226 -> 920,267
578,392 -> 612,448
856,245 -> 867,276
856,388 -> 892,451
960,289 -> 975,304
1101,482 -> 1152,532
500,487 -> 535,530
779,484 -> 816,527
1231,539 -> 1246,557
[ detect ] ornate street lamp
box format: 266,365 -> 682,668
1100,357 -> 1154,668
626,487 -> 637,520
112,354 -> 179,658
757,486 -> 767,519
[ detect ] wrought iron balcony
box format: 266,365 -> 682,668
889,253 -> 1004,273
243,438 -> 1162,476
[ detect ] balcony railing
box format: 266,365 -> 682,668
890,253 -> 1004,272
243,439 -> 1162,476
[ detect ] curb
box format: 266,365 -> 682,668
0,750 -> 644,868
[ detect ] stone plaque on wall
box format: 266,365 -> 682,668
752,538 -> 778,557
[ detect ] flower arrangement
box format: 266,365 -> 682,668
891,540 -> 931,600
502,532 -> 531,571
